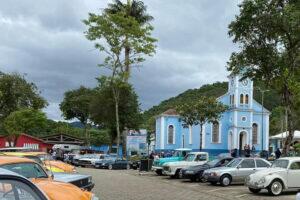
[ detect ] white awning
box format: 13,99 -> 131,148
270,130 -> 300,140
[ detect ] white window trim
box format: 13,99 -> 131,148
252,122 -> 259,145
167,124 -> 175,144
211,121 -> 221,144
188,125 -> 192,144
241,116 -> 247,122
228,130 -> 233,150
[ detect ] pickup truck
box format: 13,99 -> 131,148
162,152 -> 209,178
152,148 -> 192,175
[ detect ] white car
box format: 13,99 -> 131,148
246,157 -> 300,196
162,152 -> 209,178
78,154 -> 106,167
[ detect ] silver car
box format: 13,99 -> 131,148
204,157 -> 271,186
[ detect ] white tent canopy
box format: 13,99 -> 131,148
270,130 -> 300,140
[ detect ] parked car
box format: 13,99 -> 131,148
204,157 -> 271,186
78,154 -> 106,167
181,157 -> 233,182
152,148 -> 192,175
0,156 -> 99,200
0,168 -> 49,200
95,158 -> 131,170
3,151 -> 76,173
246,157 -> 300,196
162,152 -> 209,178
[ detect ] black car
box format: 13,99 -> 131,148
181,157 -> 233,182
95,159 -> 131,170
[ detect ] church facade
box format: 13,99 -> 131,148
155,74 -> 270,156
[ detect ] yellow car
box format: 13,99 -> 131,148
0,156 -> 99,200
3,152 -> 76,173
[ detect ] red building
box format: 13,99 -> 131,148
0,133 -> 53,152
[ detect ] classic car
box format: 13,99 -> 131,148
3,152 -> 76,173
95,158 -> 131,170
246,157 -> 300,196
0,168 -> 49,200
162,152 -> 209,178
78,154 -> 106,167
152,148 -> 192,175
204,157 -> 271,186
0,156 -> 99,200
181,157 -> 233,182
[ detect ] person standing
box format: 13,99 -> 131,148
275,148 -> 281,159
251,145 -> 256,157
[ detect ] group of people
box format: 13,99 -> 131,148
230,144 -> 256,158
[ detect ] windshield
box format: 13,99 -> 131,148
271,159 -> 289,169
184,154 -> 196,161
207,159 -> 220,166
226,158 -> 242,168
38,154 -> 53,161
1,163 -> 48,178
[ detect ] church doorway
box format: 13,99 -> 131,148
239,131 -> 247,156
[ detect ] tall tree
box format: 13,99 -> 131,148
104,0 -> 154,75
227,0 -> 300,154
3,109 -> 47,147
177,97 -> 227,150
90,77 -> 141,155
60,86 -> 94,145
0,72 -> 47,121
84,9 -> 155,157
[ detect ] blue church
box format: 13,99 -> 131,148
155,74 -> 270,156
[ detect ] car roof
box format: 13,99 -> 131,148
0,156 -> 35,165
278,157 -> 300,162
188,152 -> 208,155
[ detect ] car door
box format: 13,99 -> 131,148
235,159 -> 255,183
287,161 -> 300,188
255,159 -> 270,171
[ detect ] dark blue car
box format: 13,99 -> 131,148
95,158 -> 131,170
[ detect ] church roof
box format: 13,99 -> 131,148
162,108 -> 178,115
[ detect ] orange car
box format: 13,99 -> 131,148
3,152 -> 76,173
0,156 -> 99,200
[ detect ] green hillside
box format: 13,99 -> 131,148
142,81 -> 282,134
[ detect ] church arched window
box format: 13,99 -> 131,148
229,95 -> 232,105
212,122 -> 220,143
232,94 -> 235,104
252,123 -> 258,144
245,94 -> 249,104
240,94 -> 244,104
168,125 -> 175,144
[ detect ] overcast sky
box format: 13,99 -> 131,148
0,0 -> 241,121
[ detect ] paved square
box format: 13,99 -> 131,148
77,168 -> 296,200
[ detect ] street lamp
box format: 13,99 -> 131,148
256,87 -> 269,153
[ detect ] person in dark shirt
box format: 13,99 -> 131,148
275,148 -> 281,159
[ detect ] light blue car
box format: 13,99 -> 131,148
152,148 -> 192,175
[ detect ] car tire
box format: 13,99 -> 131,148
249,188 -> 261,194
155,170 -> 163,176
268,179 -> 283,196
108,164 -> 113,170
220,174 -> 232,187
200,175 -> 207,183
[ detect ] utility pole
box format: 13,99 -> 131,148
256,88 -> 269,153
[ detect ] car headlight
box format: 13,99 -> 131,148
91,194 -> 99,200
258,177 -> 265,184
210,172 -> 219,177
88,177 -> 92,183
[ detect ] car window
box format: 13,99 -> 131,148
289,162 -> 300,170
1,163 -> 48,179
195,154 -> 207,161
240,159 -> 255,168
256,159 -> 270,168
0,179 -> 43,200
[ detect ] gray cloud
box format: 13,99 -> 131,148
0,0 -> 241,120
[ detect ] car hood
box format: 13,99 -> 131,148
185,164 -> 210,171
31,178 -> 92,200
250,168 -> 286,179
205,166 -> 233,173
53,172 -> 91,183
45,160 -> 75,173
79,158 -> 98,162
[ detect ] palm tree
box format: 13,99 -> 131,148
104,0 -> 154,75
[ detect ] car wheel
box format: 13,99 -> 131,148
268,180 -> 283,196
108,164 -> 113,170
200,176 -> 207,183
220,174 -> 232,187
126,164 -> 130,170
155,170 -> 163,176
249,188 -> 261,194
